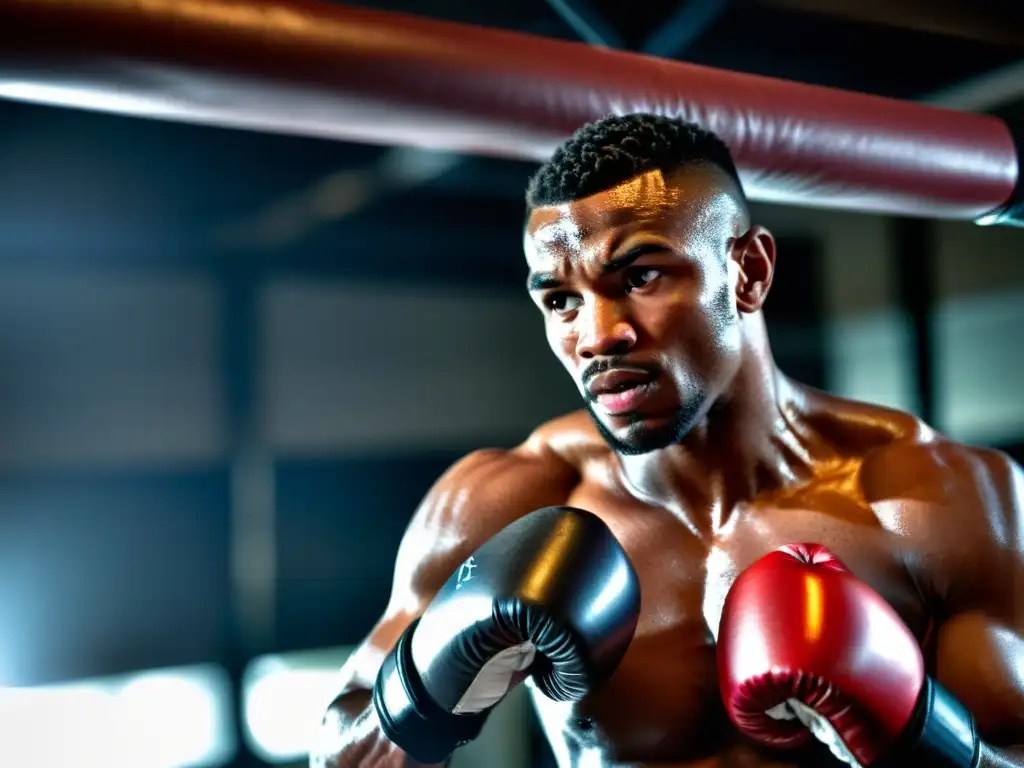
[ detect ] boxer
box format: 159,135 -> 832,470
311,114 -> 1023,767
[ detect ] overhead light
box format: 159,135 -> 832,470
242,647 -> 354,763
0,664 -> 235,768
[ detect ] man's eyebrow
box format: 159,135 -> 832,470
602,242 -> 668,274
527,243 -> 668,291
527,273 -> 562,291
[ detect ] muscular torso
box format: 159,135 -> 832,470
524,394 -> 940,768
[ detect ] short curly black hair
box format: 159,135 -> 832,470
525,113 -> 744,209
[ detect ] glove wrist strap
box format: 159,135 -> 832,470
372,618 -> 489,764
894,675 -> 980,768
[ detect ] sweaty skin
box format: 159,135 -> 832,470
311,166 -> 1024,768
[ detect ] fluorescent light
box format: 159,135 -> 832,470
0,664 -> 235,768
242,647 -> 353,763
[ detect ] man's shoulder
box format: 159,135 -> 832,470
391,427 -> 588,601
411,413 -> 594,533
858,430 -> 1022,545
802,385 -> 1012,481
522,409 -> 610,468
802,385 -> 932,451
860,432 -> 1019,499
800,382 -> 1022,531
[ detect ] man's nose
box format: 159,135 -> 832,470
575,299 -> 637,359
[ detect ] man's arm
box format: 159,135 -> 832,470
309,440 -> 579,768
869,441 -> 1024,766
934,448 -> 1024,767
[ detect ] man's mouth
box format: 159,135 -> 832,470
587,368 -> 658,415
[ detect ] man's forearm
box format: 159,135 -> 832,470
309,689 -> 448,768
978,743 -> 1024,768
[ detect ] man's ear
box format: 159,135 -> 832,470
733,225 -> 776,313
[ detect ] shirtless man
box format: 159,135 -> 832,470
310,114 -> 1024,767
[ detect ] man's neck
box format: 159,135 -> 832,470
616,346 -> 827,533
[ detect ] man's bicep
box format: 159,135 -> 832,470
334,445 -> 578,693
935,450 -> 1024,744
330,488 -> 471,695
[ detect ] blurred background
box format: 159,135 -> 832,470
0,0 -> 1022,766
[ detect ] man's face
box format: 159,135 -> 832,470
524,165 -> 746,455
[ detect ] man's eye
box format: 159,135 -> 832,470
546,293 -> 583,314
625,267 -> 661,291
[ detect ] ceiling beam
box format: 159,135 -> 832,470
641,0 -> 731,59
211,148 -> 462,252
922,60 -> 1024,112
542,0 -> 625,48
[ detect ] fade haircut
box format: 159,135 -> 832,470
525,113 -> 746,210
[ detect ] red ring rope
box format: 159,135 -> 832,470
0,0 -> 1019,221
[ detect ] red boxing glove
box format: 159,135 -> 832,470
717,544 -> 926,766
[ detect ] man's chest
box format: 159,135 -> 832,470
566,480 -> 935,643
539,481 -> 936,765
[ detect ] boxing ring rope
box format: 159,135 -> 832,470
0,0 -> 1021,225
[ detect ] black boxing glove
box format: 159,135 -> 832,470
373,506 -> 641,764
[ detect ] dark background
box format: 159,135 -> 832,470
0,1 -> 1022,766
